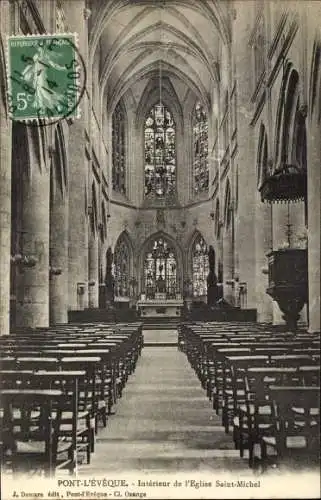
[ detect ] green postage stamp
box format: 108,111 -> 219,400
7,33 -> 85,122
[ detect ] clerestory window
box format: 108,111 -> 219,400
193,101 -> 209,194
144,103 -> 176,197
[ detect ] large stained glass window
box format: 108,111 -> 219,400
114,239 -> 130,297
144,104 -> 176,197
193,102 -> 209,194
144,238 -> 177,299
192,234 -> 209,297
112,101 -> 126,195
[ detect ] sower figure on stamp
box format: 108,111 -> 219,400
22,45 -> 67,112
7,33 -> 84,122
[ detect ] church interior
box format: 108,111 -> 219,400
0,0 -> 320,488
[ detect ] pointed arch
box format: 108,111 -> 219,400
186,229 -> 208,267
274,64 -> 301,168
138,230 -> 183,297
136,76 -> 183,130
188,230 -> 209,297
111,60 -> 210,114
114,230 -> 134,255
113,231 -> 133,298
139,230 -> 183,257
143,102 -> 177,198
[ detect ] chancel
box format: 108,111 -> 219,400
0,0 -> 320,490
137,236 -> 183,318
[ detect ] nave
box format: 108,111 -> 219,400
1,320 -> 319,483
79,344 -> 245,475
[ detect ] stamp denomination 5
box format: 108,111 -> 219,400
7,33 -> 86,124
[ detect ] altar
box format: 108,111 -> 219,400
136,293 -> 184,318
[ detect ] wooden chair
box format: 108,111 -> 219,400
221,355 -> 268,434
206,342 -> 239,407
0,389 -> 76,476
298,366 -> 320,386
236,367 -> 297,467
60,357 -> 101,452
71,349 -> 113,424
0,370 -> 92,467
33,371 -> 92,466
260,386 -> 320,472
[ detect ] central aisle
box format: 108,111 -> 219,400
79,346 -> 249,474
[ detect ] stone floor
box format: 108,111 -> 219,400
78,343 -> 250,475
142,329 -> 178,345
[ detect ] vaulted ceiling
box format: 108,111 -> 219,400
89,0 -> 231,112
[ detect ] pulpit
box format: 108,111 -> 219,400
266,248 -> 308,330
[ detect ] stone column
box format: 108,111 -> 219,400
88,229 -> 99,308
64,0 -> 89,311
255,194 -> 273,322
307,117 -> 321,332
16,135 -> 50,328
99,237 -> 107,307
0,2 -> 11,335
68,122 -> 89,311
214,229 -> 224,301
49,189 -> 68,324
233,2 -> 258,310
223,225 -> 234,304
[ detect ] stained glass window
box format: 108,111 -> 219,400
144,103 -> 176,197
192,234 -> 209,297
114,239 -> 130,297
193,102 -> 209,194
143,238 -> 177,299
112,101 -> 126,195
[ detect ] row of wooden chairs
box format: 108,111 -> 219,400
180,322 -> 320,472
0,322 -> 143,477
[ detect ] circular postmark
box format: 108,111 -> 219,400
7,33 -> 86,127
